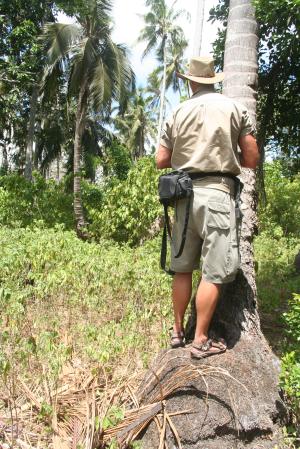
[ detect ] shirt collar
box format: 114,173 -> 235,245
191,85 -> 216,98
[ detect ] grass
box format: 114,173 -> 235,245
0,225 -> 299,447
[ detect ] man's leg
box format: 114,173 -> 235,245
172,272 -> 193,333
193,278 -> 221,345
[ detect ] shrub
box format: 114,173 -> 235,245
0,172 -> 74,228
87,156 -> 162,244
280,294 -> 300,429
283,293 -> 300,344
259,161 -> 300,237
254,232 -> 300,312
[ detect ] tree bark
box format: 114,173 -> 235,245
212,0 -> 260,341
156,39 -> 167,149
24,85 -> 39,180
73,77 -> 88,238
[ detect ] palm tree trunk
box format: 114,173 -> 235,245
24,85 -> 39,180
156,40 -> 167,148
74,77 -> 88,238
193,0 -> 205,56
220,0 -> 259,337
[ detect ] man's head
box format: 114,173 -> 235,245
176,56 -> 224,87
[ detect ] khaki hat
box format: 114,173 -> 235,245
176,56 -> 224,84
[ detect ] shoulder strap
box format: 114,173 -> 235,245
174,194 -> 191,259
160,204 -> 175,276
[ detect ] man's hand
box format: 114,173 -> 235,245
238,134 -> 259,169
156,144 -> 172,169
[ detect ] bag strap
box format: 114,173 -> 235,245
174,193 -> 191,259
160,203 -> 175,275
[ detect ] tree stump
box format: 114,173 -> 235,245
137,343 -> 286,449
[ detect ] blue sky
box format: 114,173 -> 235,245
111,0 -> 220,90
57,0 -> 220,109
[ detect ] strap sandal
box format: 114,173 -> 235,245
170,328 -> 185,348
190,338 -> 227,359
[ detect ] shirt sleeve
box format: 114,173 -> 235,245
239,108 -> 256,137
160,113 -> 174,149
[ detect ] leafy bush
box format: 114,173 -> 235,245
259,161 -> 300,237
0,172 -> 74,228
280,294 -> 300,430
254,232 -> 300,312
104,139 -> 133,180
283,294 -> 300,344
87,156 -> 161,244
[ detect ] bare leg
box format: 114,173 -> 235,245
172,272 -> 193,333
193,278 -> 221,345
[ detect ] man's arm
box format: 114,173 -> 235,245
238,134 -> 259,169
156,144 -> 173,169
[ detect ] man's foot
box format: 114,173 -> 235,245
170,329 -> 185,348
190,338 -> 227,359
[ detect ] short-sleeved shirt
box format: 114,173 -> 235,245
160,86 -> 255,177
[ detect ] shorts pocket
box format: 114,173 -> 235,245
207,202 -> 230,230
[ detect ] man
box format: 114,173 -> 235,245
156,57 -> 259,359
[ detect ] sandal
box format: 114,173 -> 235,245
190,338 -> 227,359
170,329 -> 185,348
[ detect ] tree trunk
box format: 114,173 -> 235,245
73,77 -> 88,238
139,122 -> 145,158
156,40 -> 167,148
1,128 -> 10,174
24,85 -> 39,180
137,1 -> 287,448
213,0 -> 260,340
193,0 -> 205,56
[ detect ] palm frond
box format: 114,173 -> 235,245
41,22 -> 82,88
89,57 -> 112,112
42,22 -> 82,67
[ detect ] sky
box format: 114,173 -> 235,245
57,0 -> 220,94
111,0 -> 220,89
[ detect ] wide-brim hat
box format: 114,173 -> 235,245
176,56 -> 224,84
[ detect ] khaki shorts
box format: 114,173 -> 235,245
170,185 -> 240,284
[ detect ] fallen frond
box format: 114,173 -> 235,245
101,361 -> 248,449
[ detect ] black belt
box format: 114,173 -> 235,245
189,171 -> 238,181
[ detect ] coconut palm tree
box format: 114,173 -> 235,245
138,0 -> 189,147
42,0 -> 134,237
114,89 -> 156,160
164,40 -> 188,98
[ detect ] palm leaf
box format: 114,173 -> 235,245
42,22 -> 82,67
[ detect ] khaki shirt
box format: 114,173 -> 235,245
160,86 -> 255,192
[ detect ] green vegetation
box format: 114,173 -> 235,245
0,225 -> 171,383
0,160 -> 299,443
254,162 -> 300,437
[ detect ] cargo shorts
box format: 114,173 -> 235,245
170,185 -> 240,284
